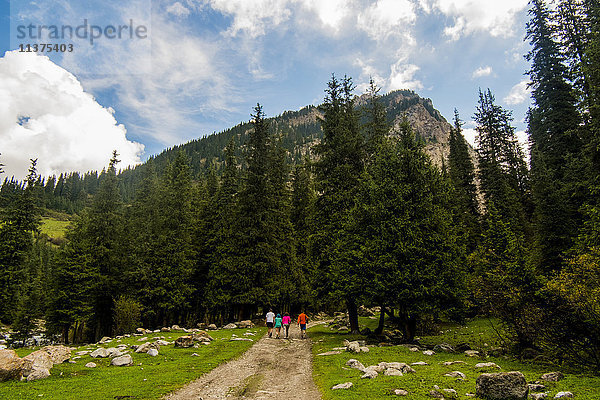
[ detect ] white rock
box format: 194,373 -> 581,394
475,362 -> 500,369
26,368 -> 50,381
110,354 -> 133,367
394,389 -> 409,396
147,349 -> 159,357
332,382 -> 353,390
464,350 -> 480,357
554,392 -> 573,399
423,350 -> 435,356
361,369 -> 378,379
411,361 -> 428,366
384,368 -> 403,376
345,359 -> 365,371
90,348 -> 109,358
85,362 -> 97,368
444,370 -> 466,379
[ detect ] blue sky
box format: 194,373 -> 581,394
1,0 -> 533,178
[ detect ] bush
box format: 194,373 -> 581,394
114,297 -> 142,335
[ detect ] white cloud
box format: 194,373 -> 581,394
166,2 -> 191,17
0,51 -> 144,180
388,62 -> 423,91
298,0 -> 354,32
504,79 -> 531,105
462,127 -> 477,146
357,0 -> 416,41
431,0 -> 529,40
472,65 -> 493,78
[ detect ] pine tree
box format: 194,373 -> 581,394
448,110 -> 480,253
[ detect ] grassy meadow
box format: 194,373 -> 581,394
1,327 -> 265,400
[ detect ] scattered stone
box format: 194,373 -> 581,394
444,370 -> 466,379
106,348 -> 123,358
136,342 -> 159,354
110,354 -> 133,367
230,338 -> 253,341
156,340 -> 170,346
338,326 -> 349,332
528,384 -> 546,392
475,362 -> 501,369
42,345 -> 71,364
238,320 -> 254,328
90,348 -> 110,358
85,362 -> 97,368
137,337 -> 149,342
161,327 -> 171,332
147,349 -> 159,357
317,351 -> 342,356
223,323 -> 237,329
379,362 -> 415,374
136,328 -> 145,334
345,359 -> 365,371
98,336 -> 112,344
76,351 -> 90,356
331,382 -> 353,390
465,350 -> 480,357
361,369 -> 378,379
443,360 -> 466,366
409,347 -> 420,352
554,393 -> 573,399
208,324 -> 218,330
26,367 -> 50,381
174,336 -> 194,348
423,350 -> 436,356
530,394 -> 548,400
359,346 -> 370,353
346,341 -> 361,353
171,325 -> 182,331
394,389 -> 409,396
412,361 -> 429,366
433,343 -> 456,353
541,372 -> 564,382
476,371 -> 529,400
429,389 -> 445,398
191,353 -> 199,357
443,388 -> 458,396
384,368 -> 403,376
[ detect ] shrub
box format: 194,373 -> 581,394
114,297 -> 142,335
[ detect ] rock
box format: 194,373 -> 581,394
443,388 -> 458,396
541,372 -> 564,382
429,389 -> 445,398
137,337 -> 148,342
208,324 -> 218,330
359,346 -> 370,353
476,371 -> 529,400
443,360 -> 466,366
156,340 -> 170,346
345,359 -> 365,371
384,368 -> 403,376
174,336 -> 194,348
409,347 -> 419,352
361,369 -> 378,379
110,354 -> 133,367
394,389 -> 409,396
223,323 -> 237,329
161,327 -> 171,332
85,362 -> 97,368
76,350 -> 90,356
465,350 -> 480,357
192,332 -> 213,342
147,349 -> 159,357
412,361 -> 429,365
380,362 -> 415,374
22,350 -> 54,378
42,345 -> 71,364
26,367 -> 50,381
346,341 -> 361,353
136,328 -> 145,334
238,320 -> 254,328
475,362 -> 501,370
445,370 -> 466,379
528,384 -> 546,392
98,336 -> 112,344
171,325 -> 182,330
332,382 -> 353,390
554,393 -> 573,399
530,394 -> 548,400
366,365 -> 385,373
433,343 -> 456,353
317,351 -> 342,356
338,326 -> 349,332
423,350 -> 435,356
0,349 -> 25,382
106,348 -> 123,358
136,342 -> 159,353
230,338 -> 253,341
90,348 -> 110,358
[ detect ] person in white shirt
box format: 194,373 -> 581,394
265,309 -> 275,338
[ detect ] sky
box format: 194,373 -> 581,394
0,0 -> 534,179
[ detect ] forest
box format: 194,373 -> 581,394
1,0 -> 599,372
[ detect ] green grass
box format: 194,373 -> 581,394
40,217 -> 71,239
1,328 -> 265,400
311,318 -> 600,399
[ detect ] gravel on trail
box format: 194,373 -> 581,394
164,323 -> 323,400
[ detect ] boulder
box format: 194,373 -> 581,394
208,324 -> 218,330
0,349 -> 25,382
528,384 -> 546,392
384,368 -> 403,376
554,393 -> 573,399
147,349 -> 159,357
98,336 -> 112,344
223,323 -> 237,329
359,346 -> 370,353
331,382 -> 353,390
136,328 -> 145,334
380,362 -> 415,374
22,350 -> 54,378
174,335 -> 195,348
541,372 -> 564,382
110,354 -> 133,367
394,389 -> 409,396
346,341 -> 361,353
345,359 -> 365,371
412,361 -> 428,366
423,350 -> 435,356
361,369 -> 378,379
26,367 -> 50,381
42,345 -> 71,364
156,340 -> 171,346
238,320 -> 254,328
85,362 -> 97,368
530,394 -> 548,400
161,327 -> 171,332
476,371 -> 528,400
90,348 -> 110,358
465,350 -> 480,357
476,362 -> 501,370
433,343 -> 456,353
445,371 -> 466,379
106,348 -> 123,358
135,342 -> 160,353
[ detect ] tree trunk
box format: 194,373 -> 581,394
347,298 -> 359,334
375,305 -> 386,335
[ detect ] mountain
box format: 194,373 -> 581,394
118,89 -> 455,199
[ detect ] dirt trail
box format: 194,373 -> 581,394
165,323 -> 323,400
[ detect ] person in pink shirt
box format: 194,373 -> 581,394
282,312 -> 291,338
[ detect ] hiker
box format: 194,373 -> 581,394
282,312 -> 291,338
266,309 -> 275,338
274,313 -> 283,339
297,311 -> 308,339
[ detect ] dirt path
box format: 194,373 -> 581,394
165,323 -> 323,400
